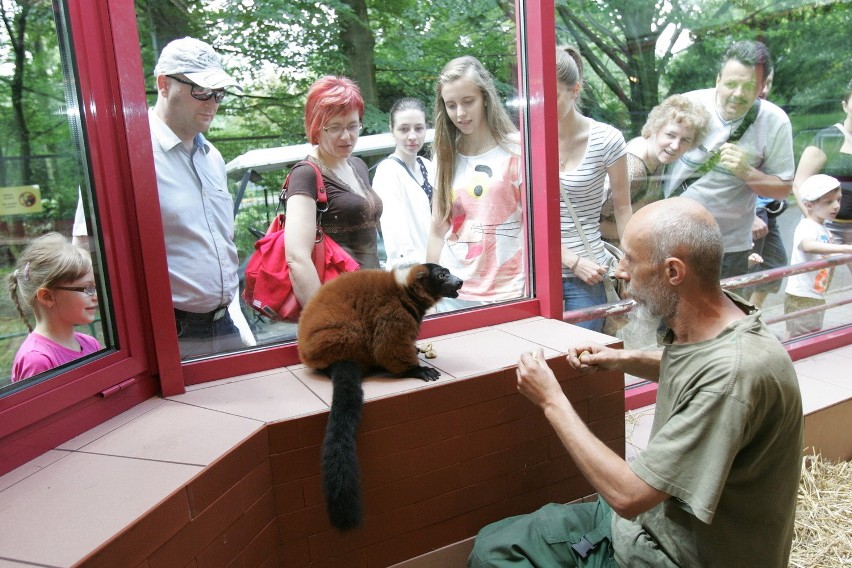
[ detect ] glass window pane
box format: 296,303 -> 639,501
0,1 -> 113,392
135,1 -> 531,361
555,1 -> 852,344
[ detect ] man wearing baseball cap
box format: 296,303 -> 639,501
150,37 -> 248,358
784,173 -> 852,338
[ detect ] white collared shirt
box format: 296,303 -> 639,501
148,109 -> 238,312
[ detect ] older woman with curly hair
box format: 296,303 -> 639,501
601,95 -> 710,245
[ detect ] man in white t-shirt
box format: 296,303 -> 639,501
664,41 -> 794,279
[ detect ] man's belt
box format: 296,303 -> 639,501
174,305 -> 229,322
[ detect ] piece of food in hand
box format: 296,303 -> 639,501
579,350 -> 591,363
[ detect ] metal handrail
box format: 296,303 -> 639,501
563,253 -> 852,324
764,295 -> 852,325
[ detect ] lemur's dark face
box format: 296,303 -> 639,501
421,263 -> 464,298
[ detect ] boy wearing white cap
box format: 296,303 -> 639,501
784,174 -> 852,337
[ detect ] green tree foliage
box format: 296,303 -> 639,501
371,0 -> 518,117
666,0 -> 851,116
199,0 -> 358,141
554,0 -> 707,134
196,0 -> 518,139
554,0 -> 850,136
0,0 -> 82,235
749,2 -> 850,115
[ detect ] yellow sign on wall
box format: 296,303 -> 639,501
0,185 -> 43,215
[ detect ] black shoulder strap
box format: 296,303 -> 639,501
729,98 -> 761,144
416,157 -> 434,202
387,155 -> 420,185
672,99 -> 762,196
387,155 -> 434,203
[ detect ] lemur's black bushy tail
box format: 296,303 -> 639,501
322,360 -> 365,531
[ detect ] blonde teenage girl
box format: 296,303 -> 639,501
427,55 -> 524,310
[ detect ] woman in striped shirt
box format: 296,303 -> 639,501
556,46 -> 631,332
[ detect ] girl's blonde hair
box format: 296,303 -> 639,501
7,232 -> 92,331
432,56 -> 517,223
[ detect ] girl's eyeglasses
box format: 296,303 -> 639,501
54,285 -> 97,297
167,75 -> 226,103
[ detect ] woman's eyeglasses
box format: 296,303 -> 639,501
54,285 -> 97,297
167,75 -> 227,103
322,123 -> 363,137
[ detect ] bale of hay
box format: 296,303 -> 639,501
789,453 -> 852,567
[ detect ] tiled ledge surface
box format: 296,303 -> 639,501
0,317 -> 620,568
792,343 -> 852,461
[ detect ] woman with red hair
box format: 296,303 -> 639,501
284,76 -> 383,309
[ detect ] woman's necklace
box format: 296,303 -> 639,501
559,140 -> 578,170
643,143 -> 661,174
315,154 -> 366,197
461,136 -> 496,157
558,139 -> 572,168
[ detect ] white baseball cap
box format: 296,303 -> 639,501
800,174 -> 840,202
153,37 -> 242,91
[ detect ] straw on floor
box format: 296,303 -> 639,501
789,453 -> 852,567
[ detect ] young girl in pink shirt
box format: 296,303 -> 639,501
8,233 -> 102,382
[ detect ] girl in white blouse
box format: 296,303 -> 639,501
372,98 -> 435,269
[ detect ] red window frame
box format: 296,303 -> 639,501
3,0 -> 847,479
171,0 -> 568,390
0,0 -> 167,474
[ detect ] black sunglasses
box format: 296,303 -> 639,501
167,75 -> 226,103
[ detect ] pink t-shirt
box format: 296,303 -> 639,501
11,332 -> 102,383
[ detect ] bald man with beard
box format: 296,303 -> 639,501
468,198 -> 803,568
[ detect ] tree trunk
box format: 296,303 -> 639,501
623,4 -> 661,136
557,1 -> 670,136
5,1 -> 33,184
339,0 -> 378,108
